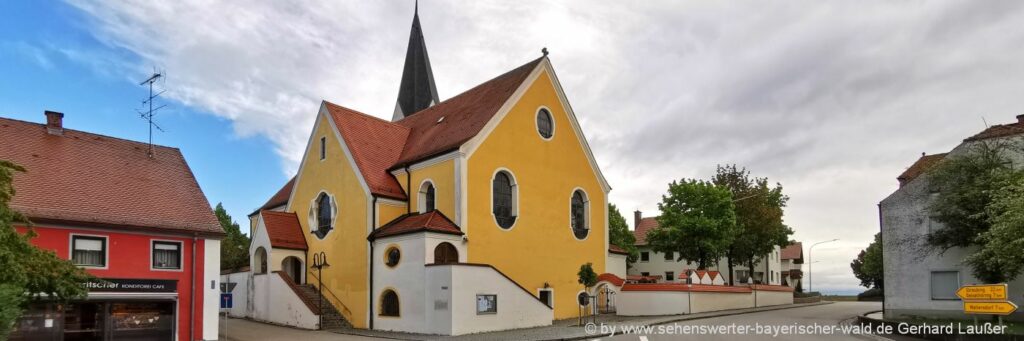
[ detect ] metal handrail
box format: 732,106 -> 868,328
305,270 -> 353,318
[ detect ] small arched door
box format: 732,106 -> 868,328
433,242 -> 458,264
281,256 -> 303,284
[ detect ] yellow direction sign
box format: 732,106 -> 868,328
963,301 -> 1018,315
956,284 -> 1008,301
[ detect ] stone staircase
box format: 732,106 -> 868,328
296,284 -> 351,330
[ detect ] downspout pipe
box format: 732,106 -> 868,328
369,196 -> 378,329
404,165 -> 412,214
191,233 -> 197,341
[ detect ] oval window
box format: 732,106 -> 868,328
536,108 -> 553,139
385,247 -> 401,267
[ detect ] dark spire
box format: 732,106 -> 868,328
393,1 -> 440,121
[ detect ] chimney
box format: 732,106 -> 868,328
634,210 -> 642,229
45,111 -> 64,135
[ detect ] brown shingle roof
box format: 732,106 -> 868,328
260,210 -> 307,250
368,210 -> 462,240
609,244 -> 629,255
319,58 -> 544,202
963,116 -> 1024,142
633,217 -> 660,245
781,242 -> 803,261
254,176 -> 295,214
325,103 -> 410,200
392,58 -> 543,165
897,153 -> 946,187
0,116 -> 222,235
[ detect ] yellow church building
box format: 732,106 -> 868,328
239,6 -> 622,335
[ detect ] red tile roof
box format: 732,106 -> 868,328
633,217 -> 659,245
325,102 -> 411,200
896,153 -> 946,186
260,210 -> 307,250
392,58 -> 543,165
597,273 -> 625,287
781,242 -> 803,261
609,244 -> 630,255
0,116 -> 222,235
621,283 -> 752,293
963,116 -> 1024,142
313,58 -> 543,203
253,176 -> 295,214
368,210 -> 462,240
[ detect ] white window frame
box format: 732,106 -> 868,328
417,179 -> 437,213
490,168 -> 519,231
319,136 -> 327,161
929,270 -> 960,301
150,239 -> 184,272
69,233 -> 109,269
534,106 -> 556,141
308,190 -> 338,239
569,187 -> 590,241
537,288 -> 554,309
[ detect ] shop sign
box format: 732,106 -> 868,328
84,278 -> 177,293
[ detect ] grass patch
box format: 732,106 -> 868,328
821,295 -> 858,301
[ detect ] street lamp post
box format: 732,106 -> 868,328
808,239 -> 838,293
311,251 -> 329,330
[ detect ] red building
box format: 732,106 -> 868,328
2,112 -> 224,341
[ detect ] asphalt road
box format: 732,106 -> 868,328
601,302 -> 885,341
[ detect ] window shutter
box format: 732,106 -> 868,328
76,238 -> 103,251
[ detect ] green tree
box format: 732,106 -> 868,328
0,161 -> 94,337
608,203 -> 638,264
850,233 -> 883,289
216,203 -> 250,271
712,165 -> 792,285
577,262 -> 598,289
926,141 -> 1023,283
647,179 -> 737,269
964,171 -> 1024,283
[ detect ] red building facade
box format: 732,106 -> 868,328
2,112 -> 223,341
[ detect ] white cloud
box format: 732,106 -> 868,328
65,0 -> 1024,293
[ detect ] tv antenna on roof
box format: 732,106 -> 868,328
137,68 -> 167,157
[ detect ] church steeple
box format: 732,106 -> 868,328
392,1 -> 440,121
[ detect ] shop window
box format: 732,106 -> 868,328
476,294 -> 497,314
152,241 -> 182,270
71,235 -> 106,267
492,171 -> 517,229
570,190 -> 589,239
380,290 -> 400,317
433,242 -> 458,264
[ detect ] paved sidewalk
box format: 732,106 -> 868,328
221,317 -> 382,341
329,302 -> 833,341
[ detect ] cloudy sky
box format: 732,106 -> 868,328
4,1 -> 1024,294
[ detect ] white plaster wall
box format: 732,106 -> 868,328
616,291 -> 689,316
249,216 -> 272,272
447,265 -> 553,335
690,291 -> 754,313
606,253 -> 627,278
219,271 -> 249,318
251,273 -> 319,329
628,247 -> 695,282
424,264 -> 454,335
372,234 -> 429,333
881,136 -> 1024,322
202,239 -> 220,340
755,290 -> 793,307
